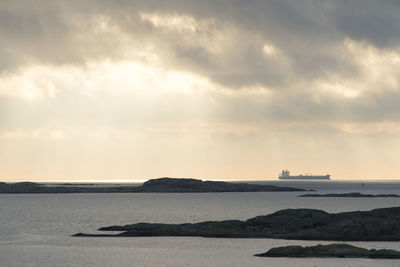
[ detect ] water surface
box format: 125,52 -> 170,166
1,181 -> 400,266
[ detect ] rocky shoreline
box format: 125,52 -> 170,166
0,178 -> 306,194
74,207 -> 400,241
255,244 -> 400,259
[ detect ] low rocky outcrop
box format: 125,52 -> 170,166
0,181 -> 140,194
0,178 -> 305,193
138,178 -> 304,192
255,244 -> 400,258
0,182 -> 45,193
74,207 -> 400,241
299,192 -> 400,198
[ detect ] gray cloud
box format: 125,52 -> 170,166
207,89 -> 400,126
327,0 -> 400,48
0,0 -> 400,132
1,0 -> 399,85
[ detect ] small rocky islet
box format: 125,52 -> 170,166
299,192 -> 400,198
255,244 -> 400,259
74,207 -> 400,241
0,178 -> 306,193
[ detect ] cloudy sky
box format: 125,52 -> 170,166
1,0 -> 400,181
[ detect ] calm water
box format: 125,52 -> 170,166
1,181 -> 400,266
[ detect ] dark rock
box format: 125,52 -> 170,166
75,207 -> 400,241
140,177 -> 305,192
299,192 -> 400,198
72,233 -> 116,237
255,243 -> 400,259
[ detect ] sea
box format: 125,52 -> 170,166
1,180 -> 400,267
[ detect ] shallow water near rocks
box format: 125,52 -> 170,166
1,181 -> 400,266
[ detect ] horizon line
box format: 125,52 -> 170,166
3,178 -> 400,183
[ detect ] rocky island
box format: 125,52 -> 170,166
0,178 -> 305,193
255,244 -> 400,259
299,192 -> 400,198
137,178 -> 305,192
74,207 -> 400,241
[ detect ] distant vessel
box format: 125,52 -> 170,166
279,169 -> 330,180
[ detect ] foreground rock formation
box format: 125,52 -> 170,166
255,244 -> 400,258
74,207 -> 400,241
0,178 -> 305,193
299,192 -> 400,198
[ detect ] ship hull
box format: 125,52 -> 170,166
279,175 -> 330,180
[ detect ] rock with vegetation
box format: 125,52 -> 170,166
0,178 -> 305,193
74,207 -> 400,241
299,192 -> 400,198
255,243 -> 400,259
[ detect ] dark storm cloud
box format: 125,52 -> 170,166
0,0 -> 400,129
1,0 -> 399,86
327,0 -> 400,48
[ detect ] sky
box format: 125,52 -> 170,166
1,0 -> 400,181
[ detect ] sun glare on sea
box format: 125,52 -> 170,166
36,179 -> 146,184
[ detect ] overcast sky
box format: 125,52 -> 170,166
1,0 -> 400,181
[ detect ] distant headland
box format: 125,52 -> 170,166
0,178 -> 306,194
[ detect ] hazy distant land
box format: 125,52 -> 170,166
0,178 -> 306,193
74,207 -> 400,241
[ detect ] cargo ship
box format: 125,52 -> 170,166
278,169 -> 330,180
